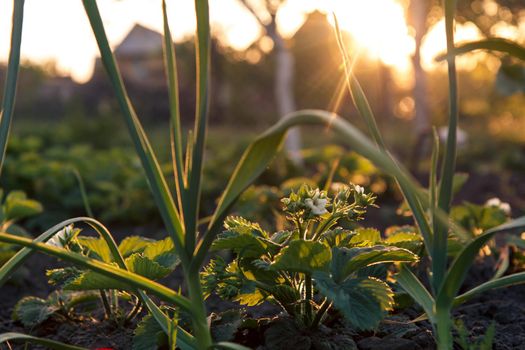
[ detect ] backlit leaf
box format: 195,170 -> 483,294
78,237 -> 112,263
13,296 -> 59,327
119,236 -> 153,257
313,273 -> 393,330
4,191 -> 43,222
271,240 -> 331,273
337,246 -> 418,278
133,313 -> 169,350
349,228 -> 381,245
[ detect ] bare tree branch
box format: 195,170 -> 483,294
239,0 -> 268,28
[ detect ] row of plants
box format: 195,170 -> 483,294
2,130 -> 386,229
1,0 -> 525,349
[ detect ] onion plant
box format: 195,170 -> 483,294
1,0 -> 525,349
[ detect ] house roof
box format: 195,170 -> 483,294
114,24 -> 163,57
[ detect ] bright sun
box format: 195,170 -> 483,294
330,0 -> 415,72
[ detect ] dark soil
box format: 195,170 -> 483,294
2,249 -> 525,349
1,172 -> 525,349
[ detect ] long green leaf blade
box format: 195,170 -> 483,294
436,38 -> 525,62
0,333 -> 86,350
331,15 -> 433,255
71,168 -> 94,217
396,264 -> 435,322
433,0 -> 459,293
81,0 -> 186,263
454,271 -> 525,306
332,14 -> 386,150
186,0 -> 211,251
0,232 -> 193,313
0,217 -> 116,286
429,128 -> 439,219
194,110 -> 432,267
0,0 -> 25,173
437,216 -> 525,308
162,0 -> 186,218
139,292 -> 196,350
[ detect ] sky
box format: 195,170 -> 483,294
0,0 -> 319,82
1,0 -> 521,83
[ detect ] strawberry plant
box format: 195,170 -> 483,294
12,224 -> 181,348
203,184 -> 419,333
0,189 -> 42,266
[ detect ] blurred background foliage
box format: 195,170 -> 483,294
0,0 -> 523,232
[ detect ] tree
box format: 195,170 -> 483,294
407,0 -> 524,169
238,0 -> 303,165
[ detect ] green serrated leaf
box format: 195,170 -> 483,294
78,237 -> 112,263
119,236 -> 153,257
143,237 -> 174,259
225,260 -> 268,307
271,240 -> 331,274
349,228 -> 381,245
270,230 -> 294,245
211,217 -> 273,258
47,267 -> 83,287
335,246 -> 418,278
66,251 -> 175,291
384,231 -> 419,243
133,313 -> 169,350
212,232 -> 267,258
234,282 -> 265,307
13,296 -> 59,327
320,228 -> 355,247
142,237 -> 179,270
126,253 -> 173,280
64,265 -> 126,291
314,273 -> 393,330
224,216 -> 268,238
210,310 -> 244,342
4,190 -> 43,222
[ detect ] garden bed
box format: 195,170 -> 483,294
2,250 -> 525,350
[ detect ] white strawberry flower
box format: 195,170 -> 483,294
305,190 -> 328,215
354,185 -> 365,194
47,225 -> 75,248
485,197 -> 511,215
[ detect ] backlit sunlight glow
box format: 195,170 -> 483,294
420,19 -> 484,71
1,0 -> 523,83
329,0 -> 415,72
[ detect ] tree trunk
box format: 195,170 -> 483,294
272,31 -> 303,166
412,0 -> 430,134
408,0 -> 431,172
237,0 -> 303,166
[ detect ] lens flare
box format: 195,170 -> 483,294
329,0 -> 415,71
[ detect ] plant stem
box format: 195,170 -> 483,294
185,271 -> 213,350
0,0 -> 25,175
125,298 -> 143,323
100,290 -> 112,320
310,298 -> 331,329
435,308 -> 453,350
111,290 -> 119,318
311,216 -> 336,241
433,0 -> 459,293
304,273 -> 313,324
